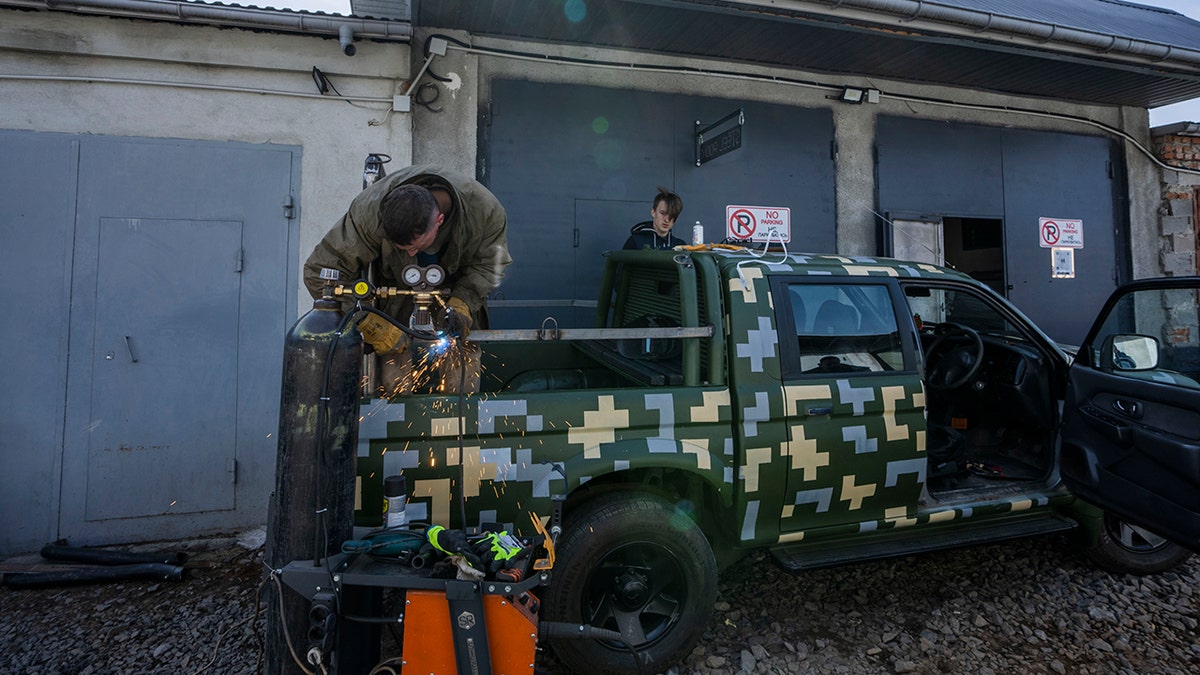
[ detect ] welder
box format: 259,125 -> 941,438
303,164 -> 512,395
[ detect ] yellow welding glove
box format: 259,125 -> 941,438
357,312 -> 409,354
442,296 -> 473,339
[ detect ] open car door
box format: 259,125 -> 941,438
1060,277 -> 1200,553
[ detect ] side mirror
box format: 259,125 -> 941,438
1099,334 -> 1159,371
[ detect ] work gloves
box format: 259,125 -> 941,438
357,312 -> 409,355
442,296 -> 473,339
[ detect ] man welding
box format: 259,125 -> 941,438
303,164 -> 511,396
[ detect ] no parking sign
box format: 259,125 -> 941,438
1038,218 -> 1083,248
726,205 -> 791,243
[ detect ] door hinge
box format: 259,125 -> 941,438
283,194 -> 296,219
573,228 -> 580,248
1106,161 -> 1115,179
235,248 -> 244,273
230,458 -> 238,484
831,140 -> 838,161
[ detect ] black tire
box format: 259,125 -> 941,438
1084,512 -> 1192,575
546,493 -> 718,674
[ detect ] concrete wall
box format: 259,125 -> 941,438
412,32 -> 1163,276
1,12 -> 1168,307
0,10 -> 412,310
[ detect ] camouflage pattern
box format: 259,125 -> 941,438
355,250 -> 1074,547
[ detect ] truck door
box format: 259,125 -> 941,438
1060,277 -> 1200,552
772,278 -> 926,535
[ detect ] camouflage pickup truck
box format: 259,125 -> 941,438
353,248 -> 1200,674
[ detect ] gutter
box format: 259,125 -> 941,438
671,0 -> 1200,70
0,0 -> 411,41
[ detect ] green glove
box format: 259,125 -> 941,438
427,525 -> 482,569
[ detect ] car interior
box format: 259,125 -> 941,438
902,283 -> 1059,496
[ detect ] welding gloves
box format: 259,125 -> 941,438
357,312 -> 410,355
442,296 -> 473,339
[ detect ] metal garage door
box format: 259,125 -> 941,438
877,116 -> 1125,345
0,131 -> 299,552
486,80 -> 836,328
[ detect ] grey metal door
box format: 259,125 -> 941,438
486,80 -> 836,328
58,136 -> 297,545
1001,130 -> 1121,346
487,80 -> 675,328
576,198 -> 647,325
876,117 -> 1124,345
0,131 -> 78,553
674,96 -> 836,254
85,217 -> 242,518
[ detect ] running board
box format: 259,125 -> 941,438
769,512 -> 1077,572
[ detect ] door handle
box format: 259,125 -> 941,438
124,335 -> 138,363
1112,399 -> 1140,418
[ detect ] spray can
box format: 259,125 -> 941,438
383,475 -> 408,529
692,220 -> 704,246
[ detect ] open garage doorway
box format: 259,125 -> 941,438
944,217 -> 1005,297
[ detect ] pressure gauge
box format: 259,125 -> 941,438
424,265 -> 445,286
401,265 -> 423,287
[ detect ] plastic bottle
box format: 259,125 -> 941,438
692,220 -> 704,246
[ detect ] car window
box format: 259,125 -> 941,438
1089,287 -> 1200,389
903,286 -> 1019,338
787,283 -> 904,374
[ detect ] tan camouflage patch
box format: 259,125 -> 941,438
729,266 -> 765,304
742,446 -> 773,493
840,474 -> 877,510
844,265 -> 900,277
928,509 -> 958,524
691,390 -> 730,423
783,384 -> 832,416
681,438 -> 712,471
1009,499 -> 1034,512
414,477 -> 453,526
431,416 -> 460,438
785,423 -> 829,481
885,506 -> 917,528
569,395 -> 629,459
880,386 -> 910,441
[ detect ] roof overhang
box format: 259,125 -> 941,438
412,0 -> 1200,108
0,0 -> 411,43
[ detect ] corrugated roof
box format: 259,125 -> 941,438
931,1 -> 1194,47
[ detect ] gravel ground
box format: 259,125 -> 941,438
1,530 -> 1196,674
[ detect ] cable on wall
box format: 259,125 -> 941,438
428,33 -> 1200,177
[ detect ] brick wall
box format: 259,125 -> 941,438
1152,133 -> 1199,276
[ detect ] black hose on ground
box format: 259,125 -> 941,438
3,563 -> 185,589
40,544 -> 188,566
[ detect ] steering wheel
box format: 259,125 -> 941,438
925,322 -> 985,391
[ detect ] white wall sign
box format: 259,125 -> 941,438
1051,247 -> 1076,278
726,205 -> 791,243
1039,217 -> 1084,248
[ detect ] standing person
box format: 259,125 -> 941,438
303,164 -> 511,396
623,186 -> 685,250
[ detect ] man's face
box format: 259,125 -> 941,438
651,201 -> 676,237
397,210 -> 443,256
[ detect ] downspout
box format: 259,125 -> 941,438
0,0 -> 411,41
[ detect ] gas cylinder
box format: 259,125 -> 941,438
265,296 -> 363,675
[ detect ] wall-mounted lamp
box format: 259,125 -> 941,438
339,25 -> 357,56
838,87 -> 880,104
